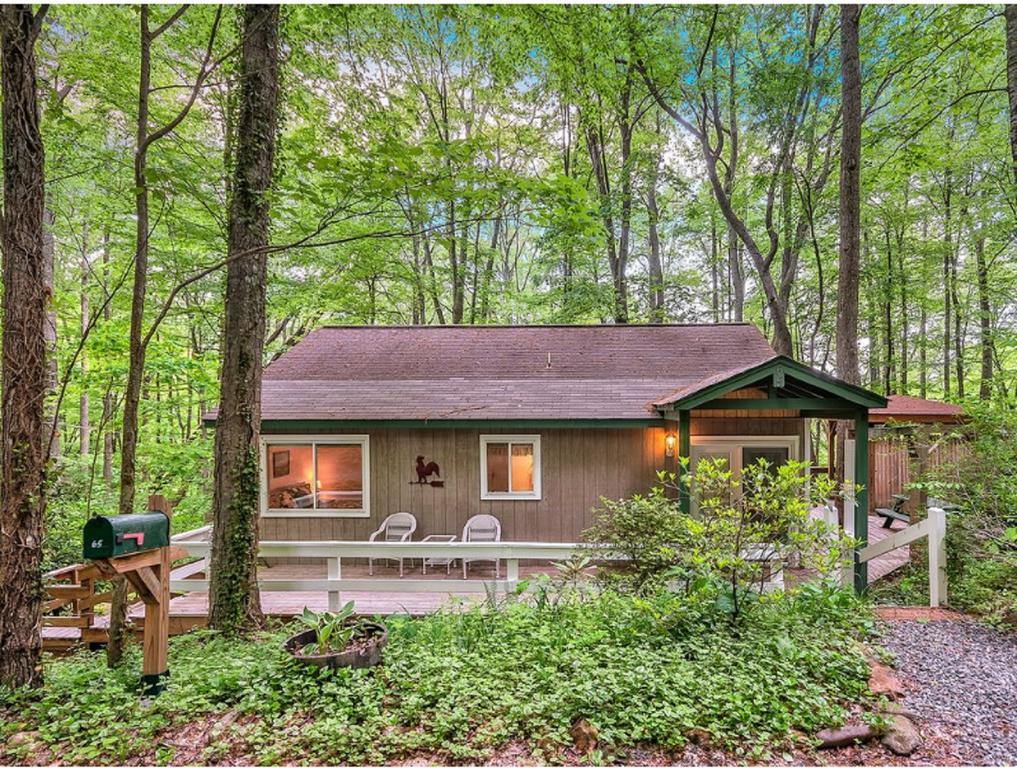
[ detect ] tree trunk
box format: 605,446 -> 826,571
975,233 -> 993,399
42,206 -> 57,458
1006,5 -> 1017,171
700,144 -> 794,355
836,5 -> 862,385
208,4 -> 280,633
584,122 -> 625,322
951,233 -> 964,399
883,227 -> 894,394
80,237 -> 90,456
101,230 -> 114,484
942,164 -> 952,398
896,208 -> 909,394
108,6 -> 155,667
118,6 -> 153,520
728,227 -> 744,321
646,123 -> 665,322
709,213 -> 719,324
0,3 -> 48,689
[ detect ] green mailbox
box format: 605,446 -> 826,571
83,512 -> 170,560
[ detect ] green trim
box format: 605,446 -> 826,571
694,397 -> 856,412
678,410 -> 691,515
247,418 -> 665,431
853,410 -> 870,594
659,356 -> 887,412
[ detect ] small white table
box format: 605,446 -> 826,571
421,534 -> 457,575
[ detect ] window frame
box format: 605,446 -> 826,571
479,434 -> 542,501
260,435 -> 370,518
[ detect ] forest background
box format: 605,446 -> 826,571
34,4 -> 1015,568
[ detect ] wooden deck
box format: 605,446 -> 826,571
168,561 -> 557,620
42,515 -> 911,652
42,561 -> 557,649
865,513 -> 911,582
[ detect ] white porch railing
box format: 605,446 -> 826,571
823,502 -> 948,607
170,536 -> 590,610
168,533 -> 791,611
857,505 -> 948,607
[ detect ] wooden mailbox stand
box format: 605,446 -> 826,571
91,496 -> 180,696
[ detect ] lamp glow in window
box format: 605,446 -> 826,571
263,437 -> 369,516
480,435 -> 541,499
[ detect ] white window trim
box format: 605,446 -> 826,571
260,435 -> 370,518
480,434 -> 542,501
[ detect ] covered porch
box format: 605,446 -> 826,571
655,355 -> 888,592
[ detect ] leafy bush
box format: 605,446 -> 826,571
587,458 -> 853,620
0,587 -> 873,765
908,407 -> 1017,626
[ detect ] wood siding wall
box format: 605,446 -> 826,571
260,414 -> 804,546
261,427 -> 667,545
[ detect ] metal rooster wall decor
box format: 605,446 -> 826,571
412,456 -> 444,487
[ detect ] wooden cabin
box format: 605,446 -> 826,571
204,324 -> 888,587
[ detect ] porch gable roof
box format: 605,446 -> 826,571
653,356 -> 888,413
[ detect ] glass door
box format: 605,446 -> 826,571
741,446 -> 791,473
690,445 -> 736,512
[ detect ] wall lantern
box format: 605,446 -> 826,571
664,433 -> 677,458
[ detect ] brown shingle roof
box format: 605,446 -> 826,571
869,394 -> 965,424
254,324 -> 777,422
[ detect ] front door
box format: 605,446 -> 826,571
688,439 -> 798,513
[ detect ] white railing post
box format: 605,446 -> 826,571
823,500 -> 853,590
506,558 -> 519,591
327,556 -> 341,611
927,506 -> 947,608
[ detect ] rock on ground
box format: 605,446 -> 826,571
882,714 -> 922,755
879,618 -> 1017,765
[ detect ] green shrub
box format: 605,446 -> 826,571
588,458 -> 853,621
908,406 -> 1017,625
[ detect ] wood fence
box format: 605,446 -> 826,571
868,438 -> 969,514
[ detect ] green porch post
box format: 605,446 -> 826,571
853,409 -> 869,593
678,409 -> 691,515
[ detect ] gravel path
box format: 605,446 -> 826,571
879,619 -> 1017,765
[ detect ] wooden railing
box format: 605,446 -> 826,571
41,547 -> 189,650
824,500 -> 948,606
857,505 -> 948,607
42,561 -> 105,648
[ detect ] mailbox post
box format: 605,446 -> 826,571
83,506 -> 174,696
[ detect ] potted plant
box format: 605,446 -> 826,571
283,601 -> 387,669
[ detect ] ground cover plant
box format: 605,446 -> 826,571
0,583 -> 873,766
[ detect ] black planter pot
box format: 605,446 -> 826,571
283,621 -> 388,669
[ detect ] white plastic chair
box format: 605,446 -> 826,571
368,512 -> 417,577
461,514 -> 502,579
